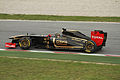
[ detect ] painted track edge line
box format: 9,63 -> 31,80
29,50 -> 54,53
0,19 -> 120,24
0,48 -> 120,57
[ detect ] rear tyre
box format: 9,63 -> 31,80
19,37 -> 31,50
85,40 -> 97,53
97,46 -> 103,51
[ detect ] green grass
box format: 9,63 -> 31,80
0,50 -> 120,64
0,56 -> 120,80
0,14 -> 120,22
0,50 -> 120,80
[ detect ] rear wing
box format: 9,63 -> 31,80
91,30 -> 107,46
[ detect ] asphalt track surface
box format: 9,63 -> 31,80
0,20 -> 120,55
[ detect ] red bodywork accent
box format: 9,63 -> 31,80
46,34 -> 52,37
5,43 -> 16,48
48,34 -> 52,37
91,31 -> 104,46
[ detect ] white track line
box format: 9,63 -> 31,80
0,49 -> 5,50
77,53 -> 105,56
0,48 -> 120,57
0,56 -> 118,65
0,19 -> 120,24
29,50 -> 54,53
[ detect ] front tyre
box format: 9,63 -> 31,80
19,37 -> 31,50
85,40 -> 97,53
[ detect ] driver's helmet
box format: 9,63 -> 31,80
55,33 -> 60,38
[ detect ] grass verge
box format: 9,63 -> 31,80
0,14 -> 120,22
0,53 -> 120,80
0,50 -> 120,64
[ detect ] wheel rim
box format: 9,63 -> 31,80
19,39 -> 30,47
85,41 -> 95,52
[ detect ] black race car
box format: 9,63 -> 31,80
5,28 -> 107,53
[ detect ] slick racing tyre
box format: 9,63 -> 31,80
19,37 -> 31,50
85,40 -> 97,53
97,46 -> 103,51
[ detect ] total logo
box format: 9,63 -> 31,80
92,36 -> 103,39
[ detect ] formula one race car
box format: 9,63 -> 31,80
5,28 -> 107,53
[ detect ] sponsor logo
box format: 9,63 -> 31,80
5,44 -> 15,47
56,40 -> 67,45
92,36 -> 103,39
5,43 -> 16,48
